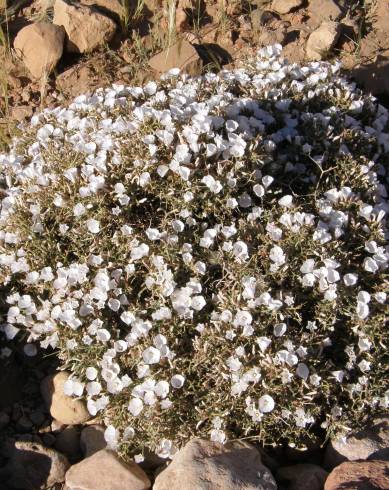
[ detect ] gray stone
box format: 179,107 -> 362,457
65,449 -> 151,490
325,416 -> 389,469
153,438 -> 277,490
80,425 -> 106,457
4,440 -> 69,489
54,426 -> 80,459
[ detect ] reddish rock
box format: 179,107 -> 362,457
324,460 -> 389,490
13,22 -> 65,79
325,417 -> 389,469
53,0 -> 117,53
305,21 -> 342,60
271,0 -> 303,15
148,39 -> 202,76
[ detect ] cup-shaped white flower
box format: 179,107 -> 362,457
128,398 -> 143,416
142,346 -> 161,365
171,374 -> 185,389
258,394 -> 275,413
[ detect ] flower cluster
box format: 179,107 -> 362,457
0,45 -> 388,458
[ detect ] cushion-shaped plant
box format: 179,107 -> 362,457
0,45 -> 388,459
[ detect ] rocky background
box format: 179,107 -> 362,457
0,1 -> 388,489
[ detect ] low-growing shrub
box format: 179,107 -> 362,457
0,45 -> 388,459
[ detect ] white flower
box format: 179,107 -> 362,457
86,381 -> 101,396
357,291 -> 371,304
356,301 -> 369,320
375,292 -> 386,303
73,203 -> 86,217
142,347 -> 161,365
154,381 -> 170,398
233,241 -> 249,261
256,337 -> 272,352
253,184 -> 265,197
86,367 -> 98,380
343,273 -> 358,286
131,243 -> 149,260
171,375 -> 185,389
226,356 -> 242,372
296,363 -> 309,380
269,246 -> 286,266
278,195 -> 293,208
104,425 -> 118,444
358,360 -> 371,372
274,323 -> 287,337
258,395 -> 275,413
96,329 -> 111,342
86,219 -> 100,234
210,429 -> 226,443
358,337 -> 372,352
128,398 -> 143,416
363,257 -> 379,273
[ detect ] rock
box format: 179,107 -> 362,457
176,7 -> 189,32
305,21 -> 341,60
153,438 -> 277,490
54,426 -> 80,459
65,449 -> 151,490
81,0 -> 126,20
16,415 -> 33,432
148,39 -> 202,76
29,410 -> 46,427
324,460 -> 389,490
13,22 -> 65,79
41,433 -> 56,447
324,417 -> 389,469
80,425 -> 106,457
276,464 -> 328,490
0,412 -> 10,429
271,0 -> 303,15
40,372 -> 90,425
307,0 -> 343,23
4,440 -> 69,489
53,0 -> 117,53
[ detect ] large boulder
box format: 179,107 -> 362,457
13,22 -> 65,79
153,438 -> 277,490
276,464 -> 328,490
306,21 -> 342,60
148,39 -> 202,76
2,441 -> 69,489
324,460 -> 389,490
324,417 -> 389,469
65,449 -> 151,490
53,0 -> 117,53
40,371 -> 90,425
